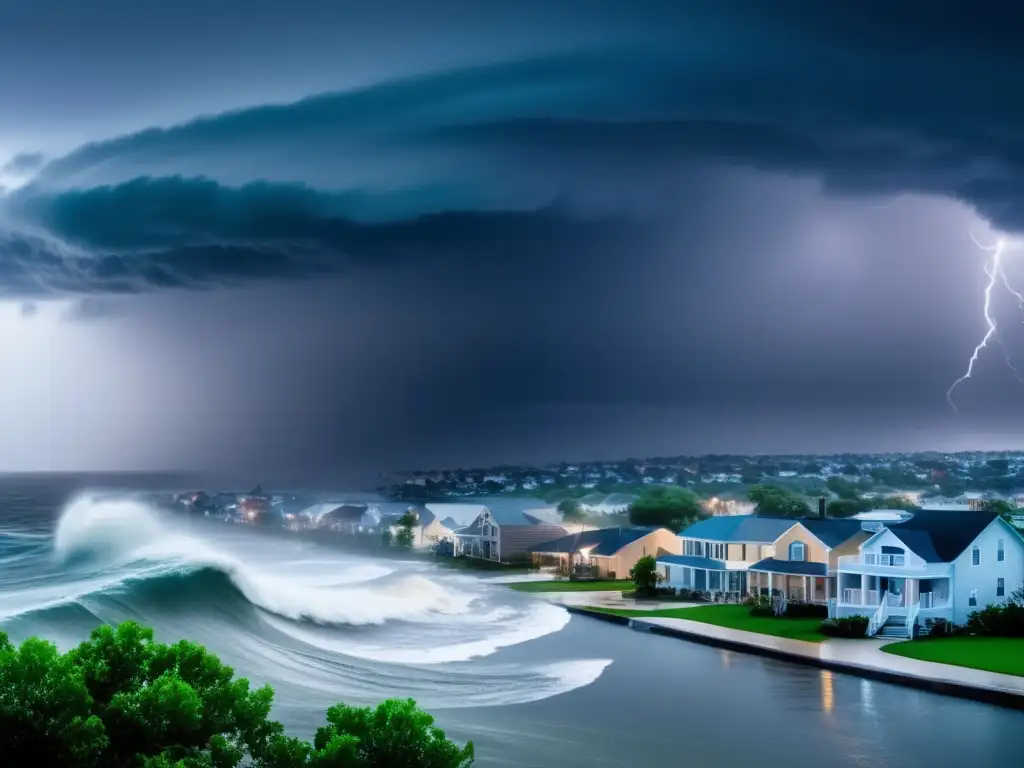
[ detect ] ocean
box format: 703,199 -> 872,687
2,474 -> 1023,767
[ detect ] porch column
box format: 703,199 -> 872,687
808,576 -> 815,603
768,572 -> 773,595
861,574 -> 868,605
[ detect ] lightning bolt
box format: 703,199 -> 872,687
947,235 -> 1021,412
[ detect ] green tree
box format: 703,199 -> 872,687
985,499 -> 1016,518
825,499 -> 868,518
0,622 -> 473,768
629,554 -> 661,595
747,485 -> 811,518
556,499 -> 585,522
628,486 -> 704,532
825,477 -> 862,501
395,510 -> 417,548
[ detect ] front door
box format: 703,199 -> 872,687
880,577 -> 904,605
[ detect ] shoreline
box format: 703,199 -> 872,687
565,606 -> 1024,711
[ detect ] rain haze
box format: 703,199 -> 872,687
3,1 -> 1024,483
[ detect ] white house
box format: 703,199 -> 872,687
834,509 -> 1024,638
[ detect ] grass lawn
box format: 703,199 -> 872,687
595,604 -> 827,643
508,579 -> 636,593
882,636 -> 1024,677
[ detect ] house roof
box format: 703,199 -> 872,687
478,498 -> 559,527
885,529 -> 942,562
885,509 -> 1000,562
424,503 -> 486,528
795,518 -> 866,547
679,515 -> 794,543
530,527 -> 662,556
748,558 -> 828,577
656,554 -> 729,570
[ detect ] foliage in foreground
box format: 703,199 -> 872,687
0,622 -> 473,768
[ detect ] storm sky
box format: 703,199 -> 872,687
3,1 -> 1024,483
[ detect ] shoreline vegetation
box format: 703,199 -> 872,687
0,621 -> 474,767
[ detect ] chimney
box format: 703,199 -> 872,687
818,496 -> 826,518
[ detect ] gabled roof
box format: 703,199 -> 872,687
656,554 -> 729,570
480,498 -> 559,526
679,515 -> 793,543
748,558 -> 828,577
530,527 -> 662,556
424,503 -> 486,528
884,528 -> 942,562
795,518 -> 866,548
885,509 -> 1000,562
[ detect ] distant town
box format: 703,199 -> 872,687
381,450 -> 1024,512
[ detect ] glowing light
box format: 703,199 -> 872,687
946,236 -> 1024,412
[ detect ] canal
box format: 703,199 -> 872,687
439,614 -> 1021,767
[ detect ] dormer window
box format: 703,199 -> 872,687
789,541 -> 806,562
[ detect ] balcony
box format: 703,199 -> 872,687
863,553 -> 905,567
837,555 -> 951,577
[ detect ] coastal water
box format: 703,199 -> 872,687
1,474 -> 1020,766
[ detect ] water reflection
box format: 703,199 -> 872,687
860,678 -> 876,717
820,670 -> 834,714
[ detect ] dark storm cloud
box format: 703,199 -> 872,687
1,2 -> 1023,297
1,152 -> 44,176
4,0 -> 1024,475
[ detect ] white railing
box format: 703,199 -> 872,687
827,598 -> 836,619
841,588 -> 881,606
906,602 -> 921,639
886,592 -> 905,608
920,592 -> 933,609
863,554 -> 906,567
867,591 -> 890,637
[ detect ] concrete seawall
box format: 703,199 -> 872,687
565,606 -> 1024,711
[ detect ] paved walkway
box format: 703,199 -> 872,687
632,615 -> 1024,698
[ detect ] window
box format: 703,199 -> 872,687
998,539 -> 1005,562
664,566 -> 671,582
972,546 -> 980,566
709,571 -> 721,590
998,578 -> 1005,597
969,589 -> 978,607
789,541 -> 806,562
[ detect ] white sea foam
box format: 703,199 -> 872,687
51,495 -> 472,626
262,599 -> 572,664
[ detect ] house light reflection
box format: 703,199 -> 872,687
820,670 -> 834,714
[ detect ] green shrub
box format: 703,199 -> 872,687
0,622 -> 473,768
819,616 -> 869,638
784,602 -> 828,619
965,602 -> 1024,637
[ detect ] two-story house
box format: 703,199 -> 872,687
747,518 -> 870,604
656,515 -> 794,598
833,509 -> 1024,638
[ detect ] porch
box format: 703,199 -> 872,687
835,573 -> 953,623
747,559 -> 831,604
657,555 -> 747,599
747,569 -> 832,604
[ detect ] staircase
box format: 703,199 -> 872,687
876,615 -> 910,640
